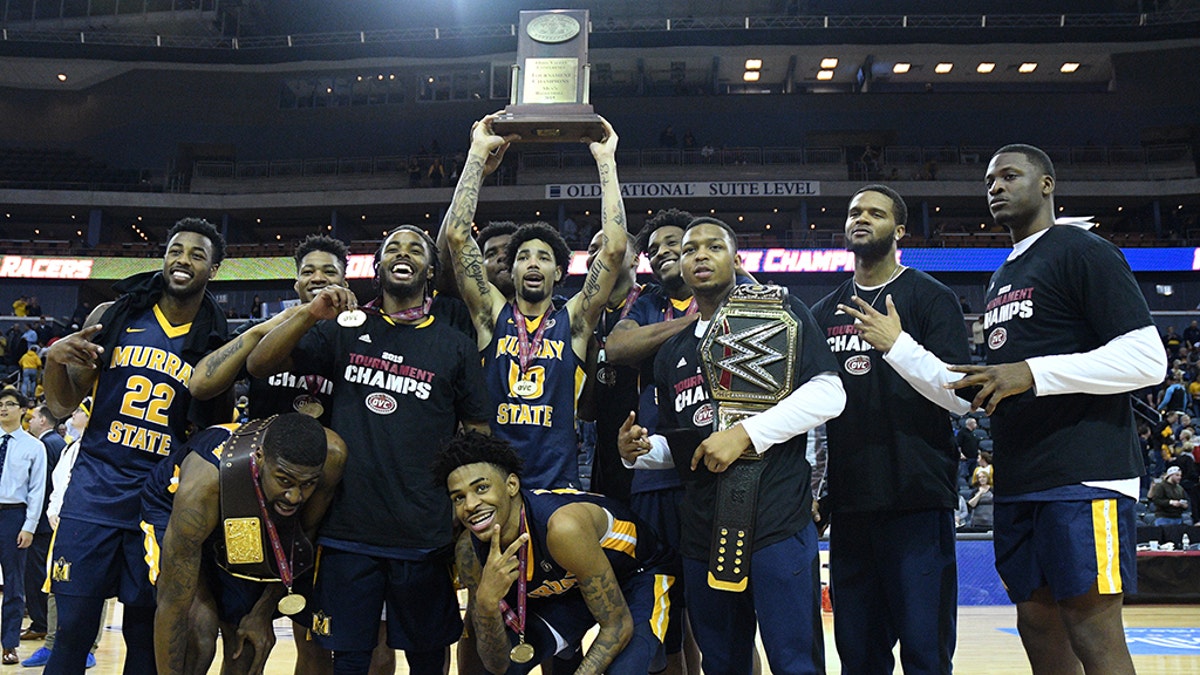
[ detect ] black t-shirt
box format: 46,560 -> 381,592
590,287 -> 644,503
812,268 -> 970,512
239,293 -> 475,427
982,226 -> 1152,495
290,312 -> 490,549
653,293 -> 837,560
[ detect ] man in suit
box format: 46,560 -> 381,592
21,405 -> 63,642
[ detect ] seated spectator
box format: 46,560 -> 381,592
966,472 -> 994,530
1149,466 -> 1189,526
1164,325 -> 1183,357
957,417 -> 981,485
971,451 -> 993,487
953,494 -> 970,530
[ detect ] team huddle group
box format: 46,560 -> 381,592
8,114 -> 1165,675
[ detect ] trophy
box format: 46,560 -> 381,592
492,9 -> 606,143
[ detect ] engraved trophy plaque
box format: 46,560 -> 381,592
492,9 -> 606,143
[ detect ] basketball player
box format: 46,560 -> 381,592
147,413 -> 346,674
581,230 -> 641,503
248,225 -> 490,675
443,112 -> 630,489
42,218 -> 228,674
436,431 -> 673,675
619,218 -> 844,675
946,145 -> 1166,674
811,184 -> 971,674
190,234 -> 349,425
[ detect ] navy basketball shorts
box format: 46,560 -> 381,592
630,487 -> 687,654
310,547 -> 463,653
993,497 -> 1137,603
503,567 -> 673,675
49,516 -> 157,606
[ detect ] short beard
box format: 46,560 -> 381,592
380,274 -> 426,304
848,235 -> 895,263
519,285 -> 548,304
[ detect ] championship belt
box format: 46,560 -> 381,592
698,285 -> 801,592
215,417 -> 315,583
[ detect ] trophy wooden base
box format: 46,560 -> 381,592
493,106 -> 606,144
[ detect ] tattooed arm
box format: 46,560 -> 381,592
443,113 -> 519,350
154,453 -> 221,674
569,117 -> 629,358
459,524 -> 527,675
545,504 -> 634,675
190,305 -> 303,400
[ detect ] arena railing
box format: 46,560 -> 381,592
3,9 -> 1200,51
187,143 -> 1192,180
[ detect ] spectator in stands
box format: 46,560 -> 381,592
659,125 -> 677,148
958,295 -> 973,314
1158,370 -> 1189,412
860,145 -> 880,178
21,325 -> 37,353
1190,379 -> 1200,418
971,317 -> 985,357
1150,466 -> 1189,526
25,297 -> 41,318
18,346 -> 41,400
953,495 -> 970,529
700,144 -> 715,161
966,472 -> 995,530
1185,320 -> 1200,348
12,297 -> 28,317
958,417 -> 981,485
427,156 -> 446,187
972,450 -> 993,487
248,294 -> 263,319
682,129 -> 696,149
1163,325 -> 1183,357
407,156 -> 422,188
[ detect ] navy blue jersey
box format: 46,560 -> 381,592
141,424 -> 237,532
484,304 -> 583,489
623,288 -> 699,495
63,306 -> 198,529
290,312 -> 489,549
471,489 -> 672,607
981,225 -> 1152,494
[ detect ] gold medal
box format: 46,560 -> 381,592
277,592 -> 306,616
509,640 -> 535,664
337,309 -> 366,328
295,398 -> 324,419
512,378 -> 538,398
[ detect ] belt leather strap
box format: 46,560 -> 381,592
215,416 -> 314,582
699,285 -> 801,592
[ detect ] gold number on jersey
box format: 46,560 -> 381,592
507,362 -> 546,400
119,375 -> 176,426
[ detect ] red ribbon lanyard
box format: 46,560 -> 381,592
249,455 -> 294,591
365,295 -> 434,323
497,509 -> 527,636
513,302 -> 552,375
